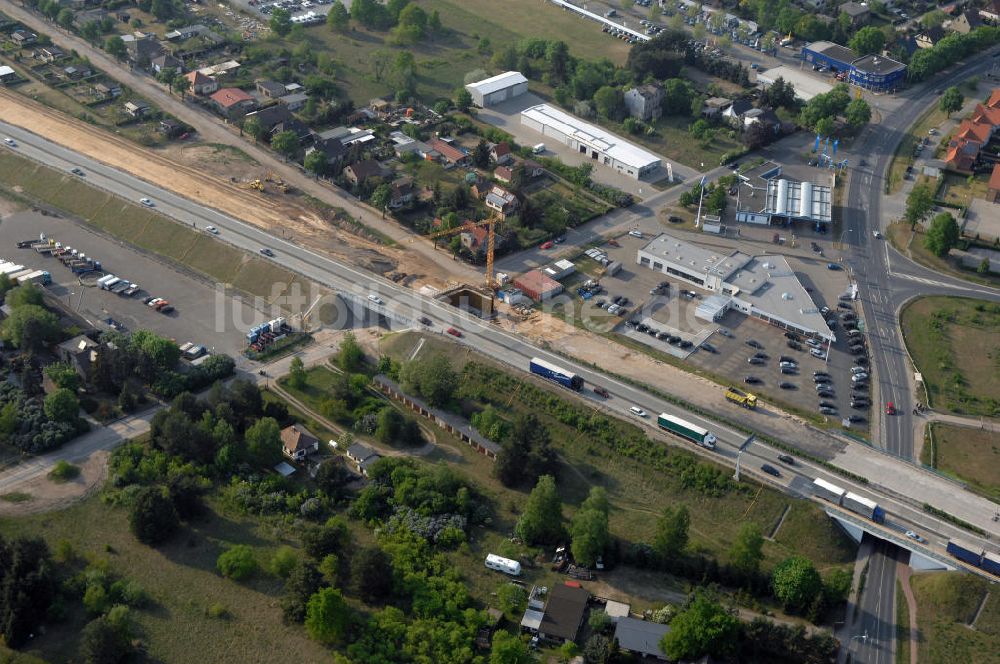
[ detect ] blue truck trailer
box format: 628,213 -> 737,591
529,357 -> 584,391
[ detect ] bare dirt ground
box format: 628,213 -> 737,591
0,91 -> 466,290
0,193 -> 24,217
0,451 -> 109,516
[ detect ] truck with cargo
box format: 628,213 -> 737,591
16,270 -> 51,286
16,239 -> 41,248
946,539 -> 984,566
0,264 -> 25,276
841,491 -> 885,524
96,274 -> 117,288
529,357 -> 584,391
656,413 -> 717,449
811,478 -> 846,504
724,386 -> 758,409
72,260 -> 100,273
7,269 -> 34,282
981,550 -> 1000,577
484,553 -> 522,577
34,244 -> 55,255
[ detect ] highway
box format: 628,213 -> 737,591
850,538 -> 899,664
4,119 -> 999,558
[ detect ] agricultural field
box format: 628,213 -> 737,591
910,572 -> 1000,664
924,423 -> 1000,502
900,296 -> 1000,417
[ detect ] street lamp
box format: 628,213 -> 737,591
733,434 -> 756,482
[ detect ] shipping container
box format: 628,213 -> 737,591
7,269 -> 34,281
0,263 -> 25,275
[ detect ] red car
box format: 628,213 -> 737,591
885,402 -> 896,415
446,327 -> 462,338
540,241 -> 554,250
593,386 -> 610,398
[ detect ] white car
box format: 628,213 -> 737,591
205,225 -> 219,234
147,297 -> 163,307
851,366 -> 867,374
872,230 -> 882,239
810,348 -> 825,358
367,294 -> 384,305
629,406 -> 648,418
3,137 -> 15,147
852,373 -> 869,382
139,197 -> 154,207
905,530 -> 926,543
628,230 -> 644,238
806,338 -> 821,348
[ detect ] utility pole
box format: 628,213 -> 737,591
733,434 -> 756,482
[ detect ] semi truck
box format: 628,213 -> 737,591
16,270 -> 51,286
7,269 -> 34,282
656,413 -> 717,449
0,263 -> 25,276
724,386 -> 758,409
810,478 -> 885,524
529,357 -> 584,391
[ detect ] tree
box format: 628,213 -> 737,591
326,0 -> 349,31
335,331 -> 365,372
43,388 -> 79,423
904,183 -> 935,230
0,536 -> 56,648
661,592 -> 740,661
490,631 -> 533,664
848,26 -> 885,56
105,35 -> 126,60
217,545 -> 258,580
497,583 -> 528,614
352,546 -> 393,602
315,458 -> 352,500
271,130 -> 300,160
305,588 -> 352,644
771,555 -> 823,613
924,212 -> 960,257
245,416 -> 283,467
1,304 -> 59,351
270,7 -> 292,36
546,41 -> 570,84
304,149 -> 327,177
243,116 -> 265,143
570,487 -> 610,567
6,284 -> 43,308
282,562 -> 322,623
80,616 -> 131,664
494,413 -> 556,488
288,356 -> 307,389
662,78 -> 692,116
939,86 -> 963,116
399,355 -> 456,407
455,87 -> 473,112
653,504 -> 689,560
371,183 -> 392,218
44,362 -> 82,392
375,406 -> 404,444
515,475 -> 564,544
744,121 -> 776,149
593,86 -> 624,120
583,634 -> 610,663
472,139 -> 491,168
814,116 -> 835,138
728,522 -> 765,576
844,98 -> 871,128
129,486 -> 179,545
979,257 -> 991,274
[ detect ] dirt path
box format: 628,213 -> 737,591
896,562 -> 919,664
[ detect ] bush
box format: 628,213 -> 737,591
48,460 -> 81,482
206,602 -> 231,619
217,545 -> 258,581
128,486 -> 179,546
269,545 -> 299,579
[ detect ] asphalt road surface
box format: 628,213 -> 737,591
849,538 -> 899,664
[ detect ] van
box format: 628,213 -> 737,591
629,406 -> 647,418
532,143 -> 545,154
485,554 -> 522,577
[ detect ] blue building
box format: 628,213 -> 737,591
801,41 -> 858,73
849,54 -> 907,93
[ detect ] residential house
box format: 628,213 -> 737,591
989,163 -> 1000,203
62,66 -> 86,80
981,0 -> 1000,23
184,70 -> 217,96
485,185 -> 520,220
470,175 -> 492,199
0,65 -> 18,85
164,23 -> 217,41
460,221 -> 489,256
945,138 -> 981,173
123,100 -> 149,119
72,8 -> 109,30
159,119 -> 183,137
722,98 -> 754,128
209,87 -> 255,118
971,103 -> 1000,128
537,584 -> 589,644
839,1 -> 870,26
11,31 -> 37,47
343,159 -> 388,186
743,107 -> 782,134
244,104 -> 292,133
388,178 -> 415,208
624,83 -> 664,121
255,79 -> 287,98
277,92 -> 309,111
34,46 -> 65,63
196,60 -> 241,80
955,118 -> 994,144
701,96 -> 732,117
494,165 -> 513,183
270,118 -> 313,144
123,33 -> 163,69
949,9 -> 983,33
151,53 -> 183,75
428,137 -> 469,167
988,88 -> 1000,109
304,137 -> 347,169
346,442 -> 381,477
93,82 -> 121,99
490,141 -> 514,165
369,97 -> 393,117
915,25 -> 946,49
613,617 -> 671,661
57,334 -> 99,378
165,24 -> 224,59
280,423 -> 319,461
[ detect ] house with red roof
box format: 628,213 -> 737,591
210,87 -> 255,118
494,165 -> 513,183
185,70 -> 217,96
490,142 -> 514,165
987,88 -> 1000,109
990,163 -> 1000,203
972,103 -> 1000,129
428,137 -> 469,167
460,221 -> 490,256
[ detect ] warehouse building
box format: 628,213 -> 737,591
637,233 -> 833,341
520,104 -> 661,180
514,269 -> 564,301
801,41 -> 859,73
849,54 -> 906,93
465,71 -> 529,107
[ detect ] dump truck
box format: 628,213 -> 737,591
656,413 -> 717,449
725,386 -> 758,409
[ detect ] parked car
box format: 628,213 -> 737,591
628,230 -> 644,238
779,382 -> 796,390
701,343 -> 717,353
787,340 -> 803,350
540,241 -> 554,250
748,357 -> 765,365
813,375 -> 831,383
852,373 -> 869,382
819,407 -> 837,415
810,348 -> 825,358
847,415 -> 866,423
780,367 -> 797,375
744,376 -> 761,384
746,339 -> 763,349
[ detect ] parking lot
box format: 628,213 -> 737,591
0,212 -> 263,358
560,230 -> 871,427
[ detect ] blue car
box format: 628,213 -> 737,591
827,263 -> 841,270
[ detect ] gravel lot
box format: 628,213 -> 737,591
0,211 -> 263,358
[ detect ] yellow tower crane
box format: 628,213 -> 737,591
414,215 -> 501,291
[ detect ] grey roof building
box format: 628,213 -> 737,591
614,617 -> 670,660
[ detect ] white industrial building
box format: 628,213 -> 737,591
761,178 -> 832,225
637,233 -> 834,341
520,104 -> 662,180
465,71 -> 529,107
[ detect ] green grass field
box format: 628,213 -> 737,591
601,113 -> 744,170
924,423 -> 1000,501
896,579 -> 911,664
910,572 -> 1000,664
378,331 -> 855,572
0,495 -> 331,663
900,297 -> 1000,416
0,151 -> 311,304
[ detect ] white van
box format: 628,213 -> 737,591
532,143 -> 545,154
485,554 -> 522,576
629,406 -> 648,418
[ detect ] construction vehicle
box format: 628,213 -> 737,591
238,178 -> 265,192
725,386 -> 758,409
412,214 -> 501,290
264,172 -> 290,193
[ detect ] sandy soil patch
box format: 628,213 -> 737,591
0,450 -> 109,516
